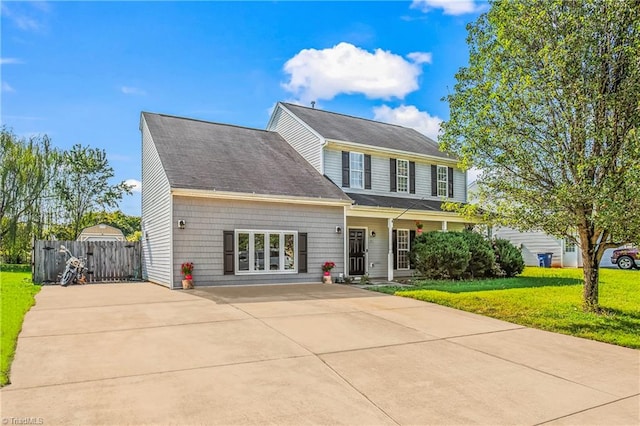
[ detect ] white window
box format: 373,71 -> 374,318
350,152 -> 364,189
437,165 -> 448,197
236,230 -> 297,274
397,159 -> 409,192
397,229 -> 410,270
565,238 -> 576,253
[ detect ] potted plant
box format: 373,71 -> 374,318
321,261 -> 335,284
181,261 -> 194,289
415,221 -> 424,235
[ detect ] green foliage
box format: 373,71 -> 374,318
391,267 -> 640,349
55,144 -> 132,239
460,230 -> 495,278
0,267 -> 40,386
440,0 -> 640,309
411,231 -> 471,280
492,238 -> 525,278
0,127 -> 60,259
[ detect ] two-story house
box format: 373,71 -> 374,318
140,103 -> 471,288
268,102 -> 470,281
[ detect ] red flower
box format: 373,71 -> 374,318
181,262 -> 194,276
322,261 -> 336,272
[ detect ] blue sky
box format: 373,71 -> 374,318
1,1 -> 486,216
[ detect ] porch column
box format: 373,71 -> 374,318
387,218 -> 394,281
442,220 -> 448,232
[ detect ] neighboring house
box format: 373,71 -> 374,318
141,104 -> 471,288
467,181 -> 617,268
77,224 -> 126,242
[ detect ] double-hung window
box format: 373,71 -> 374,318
236,230 -> 297,273
437,165 -> 448,197
350,152 -> 364,189
397,159 -> 409,193
396,229 -> 410,270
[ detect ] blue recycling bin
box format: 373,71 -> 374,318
537,253 -> 553,268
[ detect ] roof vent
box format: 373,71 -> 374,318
311,101 -> 316,109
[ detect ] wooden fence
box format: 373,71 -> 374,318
33,240 -> 142,284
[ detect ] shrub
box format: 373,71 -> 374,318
460,230 -> 496,278
411,231 -> 471,279
492,238 -> 525,277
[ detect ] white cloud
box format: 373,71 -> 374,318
282,42 -> 430,103
406,52 -> 432,64
120,86 -> 146,96
1,81 -> 15,93
0,57 -> 24,65
125,179 -> 141,193
410,0 -> 480,16
372,104 -> 442,141
1,3 -> 44,31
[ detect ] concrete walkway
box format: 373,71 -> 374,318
1,283 -> 638,425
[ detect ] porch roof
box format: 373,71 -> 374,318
346,193 -> 447,211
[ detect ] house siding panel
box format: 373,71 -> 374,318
268,106 -> 323,173
324,148 -> 467,203
141,116 -> 173,287
172,196 -> 344,286
493,227 -> 563,267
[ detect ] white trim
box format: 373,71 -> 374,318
272,103 -> 325,141
347,226 -> 368,276
171,188 -> 352,207
170,194 -> 175,289
349,151 -> 365,189
326,139 -> 457,166
396,228 -> 410,270
234,230 -> 298,275
346,205 -> 476,222
387,218 -> 394,281
437,165 -> 448,198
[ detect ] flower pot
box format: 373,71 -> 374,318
182,279 -> 193,289
322,274 -> 333,284
417,228 -> 423,235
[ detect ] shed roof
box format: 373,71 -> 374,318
79,224 -> 125,236
142,112 -> 350,201
280,102 -> 453,160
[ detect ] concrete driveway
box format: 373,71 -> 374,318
1,283 -> 638,425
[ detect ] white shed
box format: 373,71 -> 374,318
77,224 -> 126,242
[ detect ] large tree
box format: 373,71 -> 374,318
0,127 -> 59,247
441,0 -> 640,311
55,144 -> 132,240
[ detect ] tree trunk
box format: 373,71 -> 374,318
578,228 -> 600,312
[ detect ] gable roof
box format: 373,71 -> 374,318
142,112 -> 350,201
280,102 -> 453,160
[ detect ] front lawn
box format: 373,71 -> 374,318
374,267 -> 640,349
1,264 -> 40,386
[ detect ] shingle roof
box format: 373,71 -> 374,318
142,112 -> 351,201
346,193 -> 447,212
281,102 -> 453,160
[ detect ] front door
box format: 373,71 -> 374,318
349,228 -> 366,275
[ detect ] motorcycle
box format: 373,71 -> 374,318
59,245 -> 88,286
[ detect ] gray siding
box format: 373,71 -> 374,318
324,148 -> 466,203
172,196 -> 344,286
493,227 -> 563,267
268,106 -> 323,173
141,117 -> 173,286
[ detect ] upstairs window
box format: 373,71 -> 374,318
437,165 -> 448,197
350,152 -> 364,189
397,159 -> 409,193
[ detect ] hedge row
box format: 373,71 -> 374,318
410,231 -> 524,280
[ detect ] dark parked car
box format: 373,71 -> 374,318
611,247 -> 639,270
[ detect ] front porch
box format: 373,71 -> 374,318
344,207 -> 472,281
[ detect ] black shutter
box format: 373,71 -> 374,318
392,230 -> 398,270
448,167 -> 454,198
409,161 -> 416,194
223,231 -> 234,275
299,233 -> 307,273
390,158 -> 397,192
431,165 -> 437,196
410,230 -> 416,269
342,152 -> 350,187
364,154 -> 371,189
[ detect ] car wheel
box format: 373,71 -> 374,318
617,255 -> 634,270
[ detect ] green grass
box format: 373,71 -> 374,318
1,264 -> 40,386
373,267 -> 640,349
